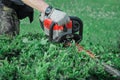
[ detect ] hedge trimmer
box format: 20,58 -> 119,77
40,16 -> 120,77
40,16 -> 83,43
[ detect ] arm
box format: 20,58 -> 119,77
22,0 -> 70,26
22,0 -> 49,13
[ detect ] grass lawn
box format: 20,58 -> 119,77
0,0 -> 120,80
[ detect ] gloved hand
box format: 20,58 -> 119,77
40,6 -> 70,26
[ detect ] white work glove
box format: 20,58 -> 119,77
40,6 -> 70,26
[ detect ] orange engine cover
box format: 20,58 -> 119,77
43,19 -> 72,30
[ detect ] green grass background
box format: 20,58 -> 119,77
20,0 -> 120,55
0,0 -> 120,80
21,0 -> 120,47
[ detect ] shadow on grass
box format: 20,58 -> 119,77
0,49 -> 21,62
86,73 -> 120,80
118,36 -> 120,53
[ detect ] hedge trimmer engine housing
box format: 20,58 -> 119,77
40,16 -> 83,43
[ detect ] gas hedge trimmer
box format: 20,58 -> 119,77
39,16 -> 120,78
40,16 -> 83,43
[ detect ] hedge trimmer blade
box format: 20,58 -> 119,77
76,43 -> 120,77
102,62 -> 120,77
